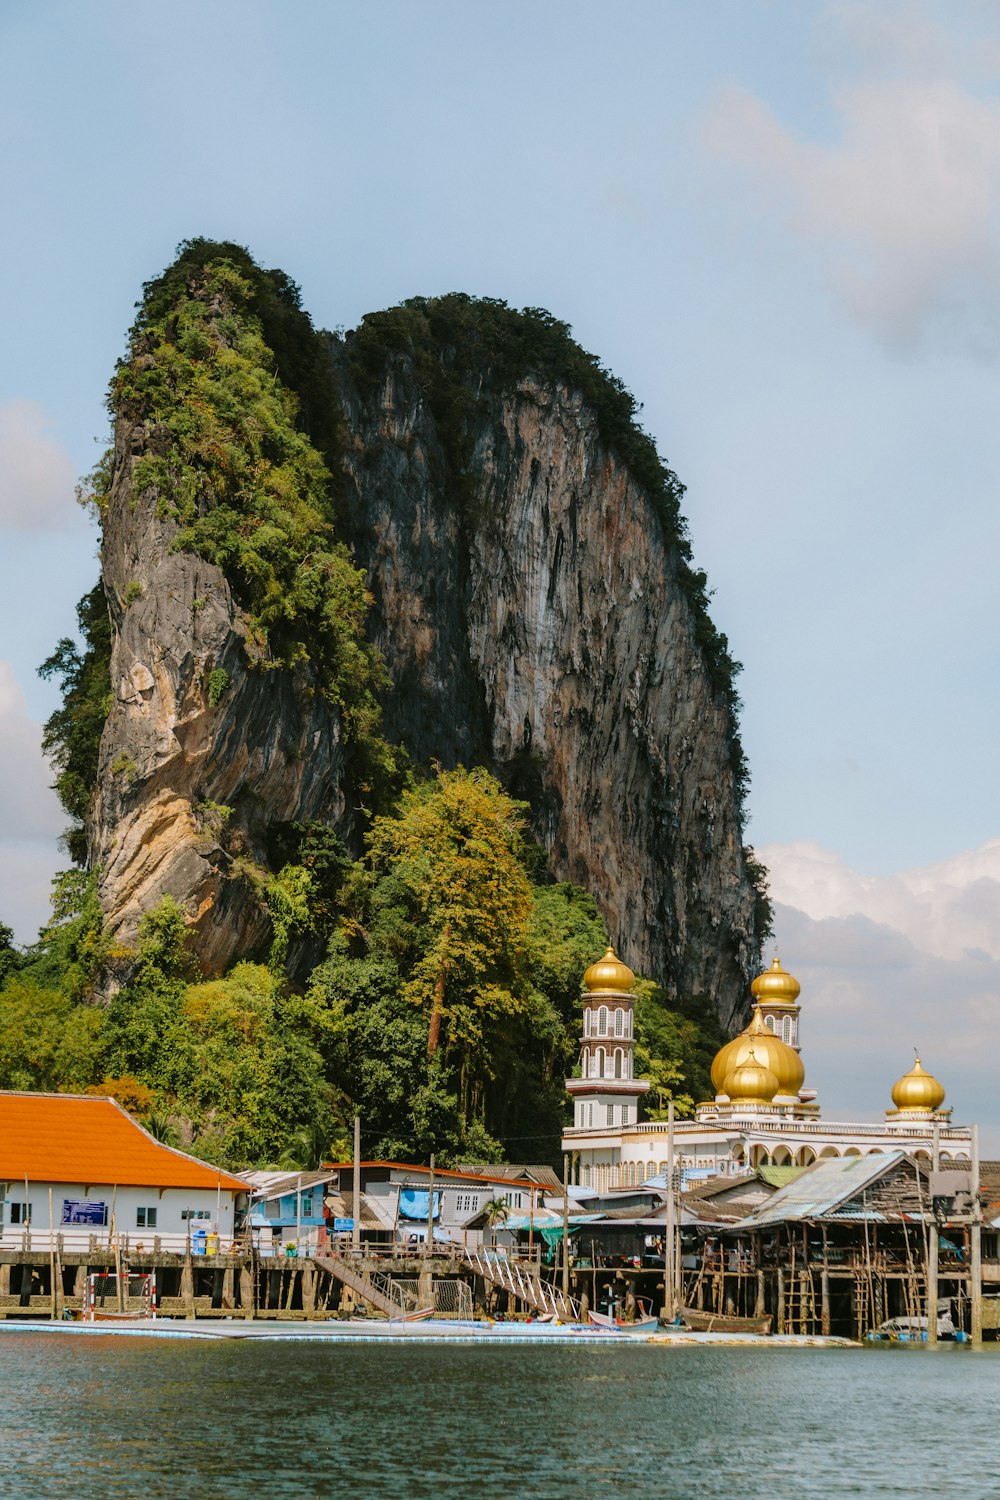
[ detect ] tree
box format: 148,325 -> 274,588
482,1197 -> 510,1248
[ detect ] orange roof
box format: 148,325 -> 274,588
0,1093 -> 245,1192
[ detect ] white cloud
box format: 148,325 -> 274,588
0,661 -> 64,943
761,837 -> 1000,961
0,399 -> 79,530
703,13 -> 1000,351
763,839 -> 1000,1150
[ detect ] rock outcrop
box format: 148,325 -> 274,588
91,417 -> 346,974
90,278 -> 763,1022
333,353 -> 758,1025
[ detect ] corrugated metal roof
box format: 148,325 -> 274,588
747,1152 -> 906,1228
758,1165 -> 807,1188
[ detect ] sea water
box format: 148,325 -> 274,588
1,1336 -> 997,1498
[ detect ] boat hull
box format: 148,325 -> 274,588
588,1311 -> 658,1333
678,1306 -> 772,1335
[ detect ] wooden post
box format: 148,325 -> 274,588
820,1225 -> 830,1336
971,1122 -> 983,1346
927,1119 -> 940,1346
48,1188 -> 56,1320
663,1100 -> 676,1321
426,1154 -> 435,1259
777,1267 -> 785,1334
239,1263 -> 254,1319
755,1268 -> 765,1319
562,1153 -> 570,1303
352,1115 -> 362,1254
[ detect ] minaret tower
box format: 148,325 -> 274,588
566,947 -> 649,1130
751,956 -> 802,1050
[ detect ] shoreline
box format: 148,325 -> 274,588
0,1317 -> 856,1347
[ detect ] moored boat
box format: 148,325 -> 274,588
678,1306 -> 772,1335
588,1310 -> 659,1334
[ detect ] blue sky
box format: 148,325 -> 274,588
1,1 -> 998,1139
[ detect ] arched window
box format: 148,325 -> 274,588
765,1016 -> 776,1032
615,1008 -> 624,1037
626,1010 -> 632,1038
782,1015 -> 793,1044
583,1009 -> 591,1037
598,1006 -> 608,1036
615,1048 -> 623,1079
659,1160 -> 669,1175
596,1046 -> 606,1078
583,1164 -> 592,1186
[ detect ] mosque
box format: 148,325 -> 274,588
562,948 -> 972,1192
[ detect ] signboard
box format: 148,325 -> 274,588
61,1199 -> 107,1226
333,1217 -> 354,1233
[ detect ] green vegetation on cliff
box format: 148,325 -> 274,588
0,767 -> 718,1167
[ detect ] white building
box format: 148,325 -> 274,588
0,1092 -> 246,1254
562,953 -> 971,1193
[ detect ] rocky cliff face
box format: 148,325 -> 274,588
91,416 -> 346,974
332,351 -> 758,1025
90,282 -> 762,1023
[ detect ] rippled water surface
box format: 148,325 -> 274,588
2,1334 -> 999,1498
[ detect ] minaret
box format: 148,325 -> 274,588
566,947 -> 649,1130
750,956 -> 802,1050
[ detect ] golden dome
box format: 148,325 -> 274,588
751,956 -> 801,1008
711,1008 -> 805,1098
723,1048 -> 779,1105
891,1056 -> 946,1113
583,947 -> 635,993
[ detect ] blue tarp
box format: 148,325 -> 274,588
398,1189 -> 440,1221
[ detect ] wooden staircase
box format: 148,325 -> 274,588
312,1254 -> 431,1318
462,1247 -> 578,1320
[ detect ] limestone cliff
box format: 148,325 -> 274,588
86,262 -> 764,1022
91,413 -> 346,975
332,342 -> 759,1025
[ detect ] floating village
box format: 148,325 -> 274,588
0,950 -> 995,1347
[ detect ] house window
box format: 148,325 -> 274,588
10,1202 -> 30,1224
614,1008 -> 624,1037
586,1102 -> 595,1127
598,1005 -> 608,1035
265,1201 -> 279,1220
181,1209 -> 211,1221
136,1206 -> 158,1229
622,1105 -> 630,1125
607,1103 -> 616,1127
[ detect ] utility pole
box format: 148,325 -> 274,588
664,1099 -> 676,1322
352,1115 -> 361,1253
562,1152 -> 571,1302
927,1118 -> 940,1346
426,1153 -> 435,1259
971,1122 -> 983,1346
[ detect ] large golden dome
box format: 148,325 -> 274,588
711,1008 -> 805,1098
724,1049 -> 779,1105
583,947 -> 635,993
751,956 -> 801,1008
891,1056 -> 945,1113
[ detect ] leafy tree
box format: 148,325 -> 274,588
0,922 -> 22,986
38,584 -> 112,863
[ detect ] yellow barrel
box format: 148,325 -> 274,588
206,1233 -> 219,1256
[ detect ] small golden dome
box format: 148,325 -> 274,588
583,947 -> 635,993
724,1048 -> 779,1105
711,1008 -> 805,1098
751,956 -> 801,1008
891,1056 -> 946,1113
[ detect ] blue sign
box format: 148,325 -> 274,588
61,1199 -> 107,1226
333,1217 -> 354,1232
